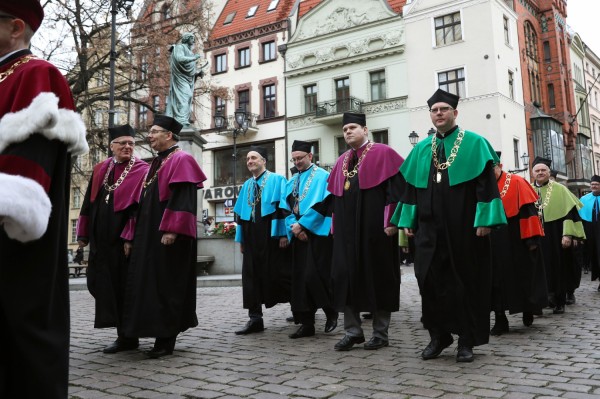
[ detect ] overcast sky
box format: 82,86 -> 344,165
567,0 -> 600,56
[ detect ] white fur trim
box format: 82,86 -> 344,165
0,173 -> 51,242
0,92 -> 88,156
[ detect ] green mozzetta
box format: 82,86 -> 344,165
532,181 -> 585,238
400,128 -> 500,189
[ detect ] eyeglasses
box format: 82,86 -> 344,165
289,153 -> 309,164
148,128 -> 169,135
429,106 -> 453,114
112,140 -> 136,147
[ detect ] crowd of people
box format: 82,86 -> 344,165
1,2 -> 599,398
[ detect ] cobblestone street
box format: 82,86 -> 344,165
68,266 -> 600,398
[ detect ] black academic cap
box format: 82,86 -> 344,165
249,146 -> 268,160
152,115 -> 183,136
342,112 -> 366,127
109,124 -> 135,141
427,88 -> 460,109
592,175 -> 600,183
291,140 -> 312,153
532,156 -> 552,168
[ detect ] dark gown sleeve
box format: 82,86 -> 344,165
159,182 -> 198,238
76,174 -> 94,242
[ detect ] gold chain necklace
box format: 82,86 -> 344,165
533,180 -> 554,219
144,148 -> 181,189
292,165 -> 318,213
499,173 -> 512,198
431,128 -> 465,183
342,142 -> 374,191
102,157 -> 136,204
247,171 -> 270,220
0,55 -> 36,83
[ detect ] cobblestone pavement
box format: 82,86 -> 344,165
69,266 -> 600,398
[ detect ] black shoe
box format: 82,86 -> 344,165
102,338 -> 139,354
566,293 -> 576,305
456,345 -> 474,363
364,336 -> 389,350
522,312 -> 534,327
235,319 -> 264,335
548,295 -> 556,309
324,316 -> 338,333
286,316 -> 294,322
362,313 -> 373,319
289,324 -> 315,339
421,335 -> 453,360
146,337 -> 175,359
490,313 -> 509,336
553,305 -> 565,314
334,335 -> 365,351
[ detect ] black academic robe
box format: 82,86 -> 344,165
583,220 -> 600,281
330,172 -> 402,312
122,147 -> 203,338
400,163 -> 499,346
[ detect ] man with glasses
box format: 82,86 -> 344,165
122,115 -> 206,358
76,124 -> 149,354
234,146 -> 291,335
281,140 -> 338,339
579,175 -> 600,291
393,89 -> 506,362
0,1 -> 88,398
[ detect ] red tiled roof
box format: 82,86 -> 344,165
299,0 -> 406,17
210,0 -> 295,41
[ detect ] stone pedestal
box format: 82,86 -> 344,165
197,236 -> 242,275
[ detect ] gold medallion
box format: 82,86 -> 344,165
435,172 -> 442,183
344,180 -> 351,191
105,193 -> 110,204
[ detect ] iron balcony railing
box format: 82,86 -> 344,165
315,97 -> 362,118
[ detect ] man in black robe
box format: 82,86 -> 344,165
579,175 -> 600,290
77,124 -> 148,353
327,112 -> 404,351
0,2 -> 88,397
123,115 -> 207,358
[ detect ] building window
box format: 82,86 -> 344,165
513,139 -> 520,169
372,130 -> 388,145
138,104 -> 147,129
223,12 -> 236,25
215,97 -> 226,119
161,5 -> 171,20
246,5 -> 258,18
238,90 -> 250,113
262,41 -> 276,62
548,83 -> 556,108
335,77 -> 350,112
140,55 -> 148,80
438,68 -> 465,97
153,95 -> 160,112
370,70 -> 386,101
508,70 -> 514,100
214,142 -> 276,186
263,84 -> 276,118
215,53 -> 227,74
336,136 -> 348,156
73,188 -> 82,209
503,16 -> 510,45
543,41 -> 551,63
304,84 -> 317,113
71,219 -> 77,243
304,140 -> 320,164
238,47 -> 250,68
94,110 -> 103,127
434,12 -> 462,46
267,0 -> 279,11
525,22 -> 538,61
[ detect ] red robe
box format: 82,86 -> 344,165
0,49 -> 87,399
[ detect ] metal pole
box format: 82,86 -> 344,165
108,0 -> 117,132
232,129 -> 237,203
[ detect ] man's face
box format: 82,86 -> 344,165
246,151 -> 266,176
0,15 -> 18,57
147,125 -> 172,152
343,123 -> 368,149
429,101 -> 458,133
591,181 -> 600,194
290,151 -> 312,172
532,164 -> 550,185
110,136 -> 135,163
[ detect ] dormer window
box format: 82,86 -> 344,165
224,12 -> 236,25
267,0 -> 279,11
247,5 -> 258,18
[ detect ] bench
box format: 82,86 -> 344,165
68,264 -> 88,278
196,255 -> 215,276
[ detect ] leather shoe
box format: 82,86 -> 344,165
364,336 -> 389,350
103,338 -> 139,354
566,293 -> 576,305
289,324 -> 315,339
334,335 -> 365,351
235,319 -> 264,335
456,345 -> 474,363
553,305 -> 565,314
490,313 -> 509,336
286,316 -> 294,322
522,312 -> 534,327
421,335 -> 453,360
324,317 -> 338,333
146,337 -> 175,359
146,347 -> 173,359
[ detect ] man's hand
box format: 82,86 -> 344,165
291,223 -> 303,236
279,237 -> 289,248
561,235 -> 572,248
124,242 -> 133,257
384,226 -> 398,236
297,231 -> 308,242
404,228 -> 414,237
476,227 -> 491,237
161,232 -> 177,245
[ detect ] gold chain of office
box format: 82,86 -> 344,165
144,148 -> 181,189
342,142 -> 374,190
431,128 -> 465,171
247,171 -> 271,207
499,173 -> 512,198
0,55 -> 36,83
534,180 -> 554,218
292,165 -> 318,202
102,157 -> 136,203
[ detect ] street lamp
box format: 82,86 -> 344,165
214,107 -> 249,202
428,128 -> 436,137
509,153 -> 530,174
408,130 -> 419,147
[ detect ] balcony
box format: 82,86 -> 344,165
314,97 -> 363,125
216,112 -> 259,135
